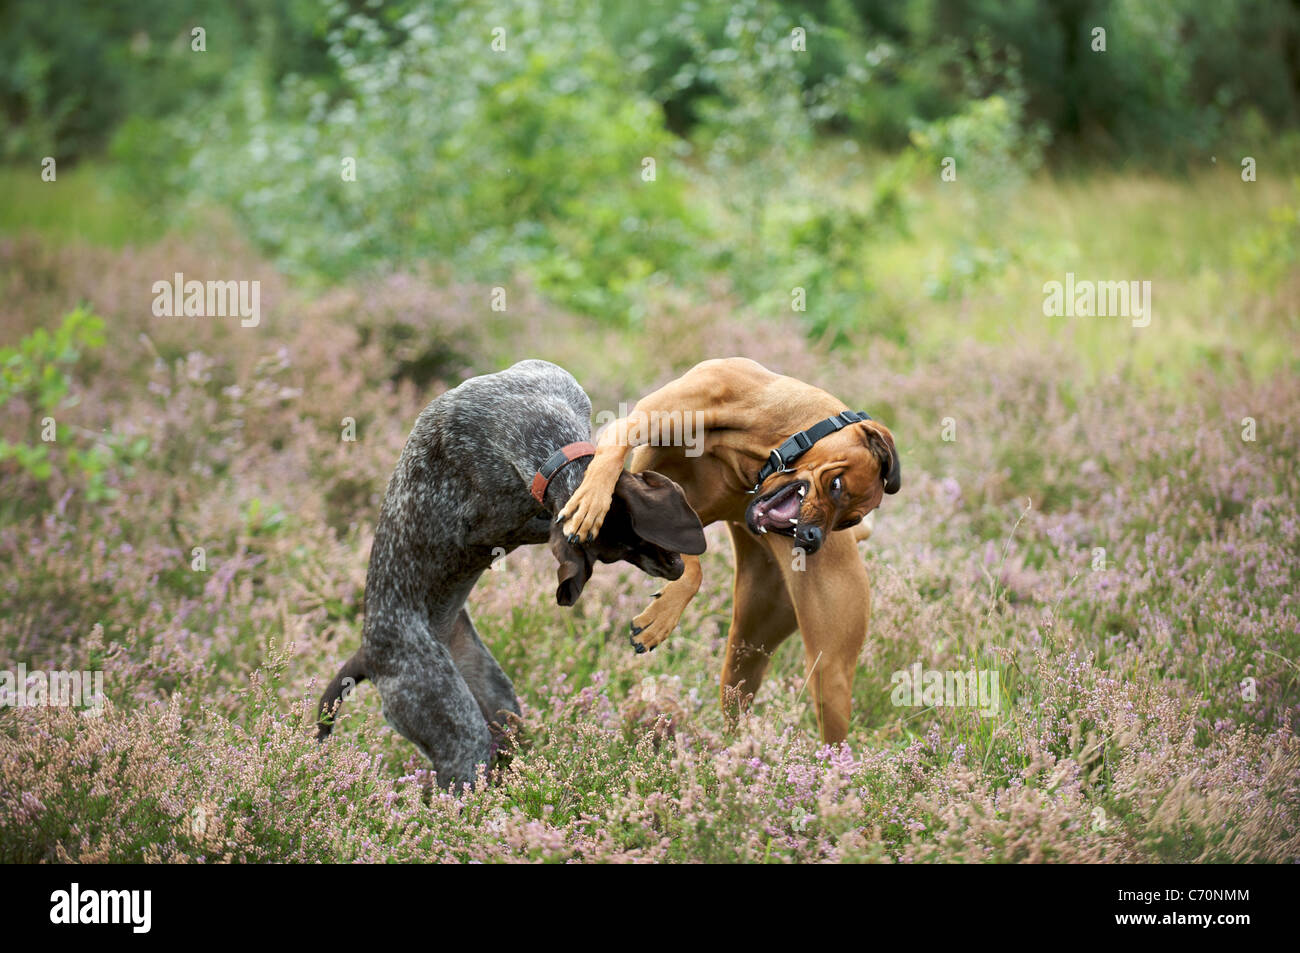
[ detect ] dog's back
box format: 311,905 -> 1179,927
364,359 -> 592,621
316,360 -> 592,759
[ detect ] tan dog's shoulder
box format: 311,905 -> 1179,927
674,357 -> 781,407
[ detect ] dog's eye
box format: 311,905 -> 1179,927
830,476 -> 843,497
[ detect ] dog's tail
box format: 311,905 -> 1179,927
316,648 -> 367,741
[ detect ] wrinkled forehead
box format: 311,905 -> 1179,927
799,433 -> 881,491
800,427 -> 876,467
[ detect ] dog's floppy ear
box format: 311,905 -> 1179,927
548,523 -> 594,606
613,470 -> 707,554
860,421 -> 901,495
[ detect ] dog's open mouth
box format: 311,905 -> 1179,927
746,480 -> 806,536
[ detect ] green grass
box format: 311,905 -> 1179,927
687,145 -> 1300,385
917,170 -> 1298,383
0,163 -> 162,248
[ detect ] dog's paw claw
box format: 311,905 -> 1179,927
630,622 -> 649,653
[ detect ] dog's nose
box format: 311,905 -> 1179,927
794,525 -> 823,553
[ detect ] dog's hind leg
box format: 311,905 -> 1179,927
721,522 -> 798,724
372,628 -> 493,790
447,608 -> 522,743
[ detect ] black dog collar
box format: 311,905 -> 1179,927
750,411 -> 874,494
531,441 -> 596,505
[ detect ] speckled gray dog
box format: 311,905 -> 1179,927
317,360 -> 705,788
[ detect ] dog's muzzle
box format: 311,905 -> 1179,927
746,479 -> 807,538
793,524 -> 824,553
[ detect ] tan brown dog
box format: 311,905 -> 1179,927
559,357 -> 900,743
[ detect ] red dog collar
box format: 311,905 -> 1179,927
531,441 -> 596,505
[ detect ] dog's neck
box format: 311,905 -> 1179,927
538,455 -> 590,514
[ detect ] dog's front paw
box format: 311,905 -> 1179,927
558,482 -> 613,542
629,595 -> 683,653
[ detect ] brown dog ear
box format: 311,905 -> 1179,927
548,523 -> 593,606
861,421 -> 901,495
613,470 -> 707,555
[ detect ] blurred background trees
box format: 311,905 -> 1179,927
8,1 -> 1296,166
3,0 -> 1298,332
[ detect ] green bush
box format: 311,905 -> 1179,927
0,306 -> 146,504
126,0 -> 702,320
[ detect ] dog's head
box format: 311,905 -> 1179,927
549,470 -> 706,606
745,418 -> 900,554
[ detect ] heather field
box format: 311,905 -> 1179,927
1,162 -> 1298,863
2,0 -> 1300,867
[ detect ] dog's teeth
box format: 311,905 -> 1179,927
759,526 -> 767,534
798,486 -> 806,497
790,518 -> 798,526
